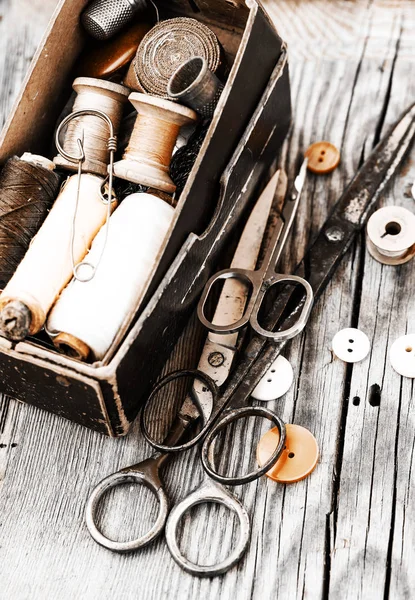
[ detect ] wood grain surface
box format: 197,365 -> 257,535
0,1 -> 414,598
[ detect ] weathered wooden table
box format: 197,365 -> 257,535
0,1 -> 414,598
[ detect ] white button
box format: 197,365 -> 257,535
390,334 -> 415,378
251,356 -> 294,401
332,328 -> 371,363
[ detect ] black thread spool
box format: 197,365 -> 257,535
169,120 -> 212,198
0,155 -> 61,289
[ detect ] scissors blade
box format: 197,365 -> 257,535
191,169 -> 288,420
262,157 -> 308,272
208,169 -> 287,349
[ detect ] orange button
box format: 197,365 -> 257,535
256,423 -> 319,483
305,141 -> 340,174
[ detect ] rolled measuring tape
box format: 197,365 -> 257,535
367,206 -> 415,265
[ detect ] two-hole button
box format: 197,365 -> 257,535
305,141 -> 340,174
332,327 -> 371,363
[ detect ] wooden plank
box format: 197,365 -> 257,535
0,1 -> 414,599
327,2 -> 415,597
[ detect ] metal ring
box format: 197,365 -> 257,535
165,481 -> 250,577
85,471 -> 169,552
140,369 -> 218,454
250,275 -> 314,342
55,109 -> 115,164
73,261 -> 96,283
200,406 -> 286,486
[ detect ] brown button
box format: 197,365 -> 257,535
256,423 -> 319,483
305,141 -> 340,174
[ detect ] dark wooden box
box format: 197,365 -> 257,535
0,0 -> 291,435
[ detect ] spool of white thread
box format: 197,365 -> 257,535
47,193 -> 174,361
0,174 -> 116,337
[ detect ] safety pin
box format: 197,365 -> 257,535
55,109 -> 117,283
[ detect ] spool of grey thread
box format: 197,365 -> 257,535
81,0 -> 148,41
167,57 -> 224,119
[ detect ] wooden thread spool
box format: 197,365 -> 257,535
54,78 -> 129,177
113,93 -> 197,193
367,206 -> 415,266
47,192 -> 174,361
0,174 -> 117,341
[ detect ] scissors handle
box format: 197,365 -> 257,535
201,406 -> 286,486
141,369 -> 219,454
250,274 -> 314,341
165,479 -> 250,577
197,267 -> 263,335
85,456 -> 169,552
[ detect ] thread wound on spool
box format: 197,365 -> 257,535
47,193 -> 174,361
0,156 -> 61,289
0,174 -> 117,340
367,206 -> 415,265
113,93 -> 197,193
53,78 -> 129,177
132,18 -> 222,98
170,120 -> 211,196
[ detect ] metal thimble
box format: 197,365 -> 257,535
167,57 -> 224,119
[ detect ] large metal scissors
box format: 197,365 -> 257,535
141,161 -> 312,479
86,165 -> 305,576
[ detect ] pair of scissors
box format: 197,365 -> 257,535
141,160 -> 313,484
198,162 -> 313,341
86,163 -> 310,576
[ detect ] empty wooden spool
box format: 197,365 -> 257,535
113,92 -> 198,193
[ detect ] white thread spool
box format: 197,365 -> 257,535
47,193 -> 174,361
0,174 -> 117,338
20,153 -> 56,171
367,206 -> 415,265
53,78 -> 129,177
113,93 -> 198,193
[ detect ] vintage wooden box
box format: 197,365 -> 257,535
0,0 -> 291,435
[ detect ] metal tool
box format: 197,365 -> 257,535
141,165 -> 309,481
55,109 -> 117,283
86,168 -> 293,576
167,57 -> 224,119
81,0 -> 148,41
198,158 -> 313,341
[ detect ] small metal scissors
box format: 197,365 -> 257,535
86,165 -> 309,576
198,158 -> 313,341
